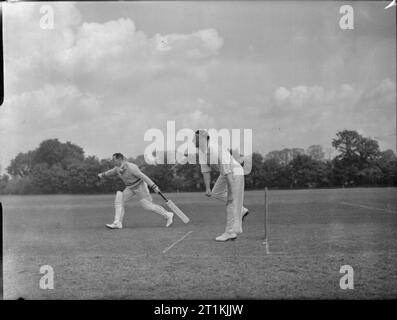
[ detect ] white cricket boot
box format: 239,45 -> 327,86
215,232 -> 237,242
165,211 -> 174,227
106,222 -> 122,229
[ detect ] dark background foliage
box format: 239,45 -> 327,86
1,130 -> 396,194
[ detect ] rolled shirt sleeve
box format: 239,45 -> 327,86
102,167 -> 118,177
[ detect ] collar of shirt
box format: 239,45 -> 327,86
118,161 -> 127,173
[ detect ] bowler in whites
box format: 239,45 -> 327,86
98,153 -> 174,229
194,130 -> 249,242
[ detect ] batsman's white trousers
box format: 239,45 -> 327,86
211,171 -> 245,234
113,181 -> 169,224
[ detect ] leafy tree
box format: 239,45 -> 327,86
306,145 -> 325,161
290,154 -> 331,188
1,133 -> 396,194
261,158 -> 280,187
265,148 -> 305,165
245,153 -> 266,189
357,164 -> 383,185
0,174 -> 9,193
33,139 -> 85,169
139,152 -> 178,192
376,150 -> 397,185
133,155 -> 147,167
7,151 -> 37,177
30,163 -> 68,194
1,176 -> 34,194
174,164 -> 204,191
332,130 -> 381,186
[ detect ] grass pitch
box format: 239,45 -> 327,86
2,188 -> 397,299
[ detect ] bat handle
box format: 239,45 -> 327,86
158,190 -> 168,202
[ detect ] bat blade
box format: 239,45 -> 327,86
166,200 -> 190,224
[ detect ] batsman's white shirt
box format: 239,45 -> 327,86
102,162 -> 144,190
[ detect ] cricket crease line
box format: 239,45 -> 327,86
339,201 -> 397,214
162,231 -> 194,254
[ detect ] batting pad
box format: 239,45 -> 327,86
115,191 -> 123,205
114,191 -> 125,223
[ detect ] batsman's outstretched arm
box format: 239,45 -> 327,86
98,167 -> 118,179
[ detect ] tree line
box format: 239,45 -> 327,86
0,130 -> 396,194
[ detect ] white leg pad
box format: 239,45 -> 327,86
114,191 -> 125,224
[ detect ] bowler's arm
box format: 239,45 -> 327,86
200,163 -> 212,196
202,172 -> 211,193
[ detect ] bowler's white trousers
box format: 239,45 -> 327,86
211,172 -> 245,234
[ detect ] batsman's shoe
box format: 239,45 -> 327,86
215,232 -> 237,242
165,212 -> 174,227
242,208 -> 250,221
106,222 -> 122,229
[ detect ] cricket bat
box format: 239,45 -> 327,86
158,191 -> 190,224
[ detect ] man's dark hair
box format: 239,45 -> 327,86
112,153 -> 125,160
195,130 -> 210,141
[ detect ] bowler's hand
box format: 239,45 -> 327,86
205,189 -> 212,197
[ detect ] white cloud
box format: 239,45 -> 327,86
4,3 -> 224,96
273,83 -> 364,116
0,2 -> 225,171
355,78 -> 396,150
274,87 -> 290,105
0,83 -> 104,171
155,29 -> 223,59
0,84 -> 102,134
361,78 -> 396,104
0,2 -> 395,174
268,80 -> 396,152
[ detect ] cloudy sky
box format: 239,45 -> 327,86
0,1 -> 395,172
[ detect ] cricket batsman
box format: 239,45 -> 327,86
194,130 -> 249,242
98,153 -> 174,229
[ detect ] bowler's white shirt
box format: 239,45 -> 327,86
198,141 -> 244,176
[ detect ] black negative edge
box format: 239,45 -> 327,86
0,202 -> 3,300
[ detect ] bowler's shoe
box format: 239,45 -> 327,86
215,232 -> 237,242
106,222 -> 122,229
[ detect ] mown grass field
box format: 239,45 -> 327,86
2,188 -> 397,299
